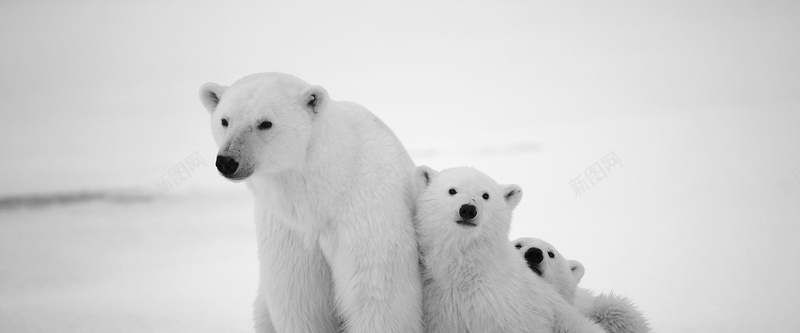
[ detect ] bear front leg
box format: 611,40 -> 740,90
319,215 -> 423,333
253,291 -> 275,333
255,212 -> 340,333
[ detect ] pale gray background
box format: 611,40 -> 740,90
1,1 -> 799,332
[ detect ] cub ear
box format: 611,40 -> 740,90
415,165 -> 439,192
502,184 -> 523,209
301,85 -> 328,114
568,260 -> 585,284
199,82 -> 228,113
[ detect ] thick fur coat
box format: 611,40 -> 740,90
200,73 -> 423,333
513,237 -> 651,333
415,167 -> 605,333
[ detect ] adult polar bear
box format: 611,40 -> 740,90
199,73 -> 422,333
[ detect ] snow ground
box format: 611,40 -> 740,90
0,192 -> 257,333
2,113 -> 799,333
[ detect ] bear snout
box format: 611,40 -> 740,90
458,204 -> 477,220
524,247 -> 544,276
216,155 -> 240,177
525,247 -> 544,264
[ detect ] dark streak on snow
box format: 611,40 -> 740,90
0,190 -> 155,210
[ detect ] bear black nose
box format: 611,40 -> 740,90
215,155 -> 239,176
459,204 -> 477,220
525,247 -> 544,265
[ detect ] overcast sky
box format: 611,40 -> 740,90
1,0 -> 799,195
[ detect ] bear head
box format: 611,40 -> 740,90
414,166 -> 522,248
511,237 -> 584,304
199,73 -> 328,181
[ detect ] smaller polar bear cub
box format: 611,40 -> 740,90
513,237 -> 651,333
415,166 -> 604,333
512,237 -> 585,304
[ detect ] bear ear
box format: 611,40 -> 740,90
502,184 -> 522,209
415,165 -> 439,191
199,82 -> 228,113
301,85 -> 328,114
569,260 -> 585,284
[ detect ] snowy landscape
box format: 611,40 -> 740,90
2,1 -> 800,332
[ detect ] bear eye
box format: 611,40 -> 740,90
514,243 -> 522,249
448,188 -> 457,195
221,118 -> 228,127
548,252 -> 555,258
258,121 -> 273,130
482,193 -> 489,200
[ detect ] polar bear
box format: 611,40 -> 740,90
199,73 -> 422,333
414,166 -> 605,333
512,237 -> 585,304
512,237 -> 651,333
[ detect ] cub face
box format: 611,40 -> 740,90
199,73 -> 327,181
414,166 -> 522,246
512,237 -> 584,303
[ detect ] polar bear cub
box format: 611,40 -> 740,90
512,237 -> 585,304
513,237 -> 651,333
199,73 -> 422,333
414,166 -> 605,333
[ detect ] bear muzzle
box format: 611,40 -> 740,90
524,247 -> 544,276
456,203 -> 478,227
216,155 -> 240,177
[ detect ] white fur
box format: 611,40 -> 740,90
512,237 -> 584,304
415,167 -> 605,333
574,290 -> 651,333
512,237 -> 651,333
200,73 -> 423,333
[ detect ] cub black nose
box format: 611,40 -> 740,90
215,155 -> 239,176
525,247 -> 544,265
459,204 -> 477,220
